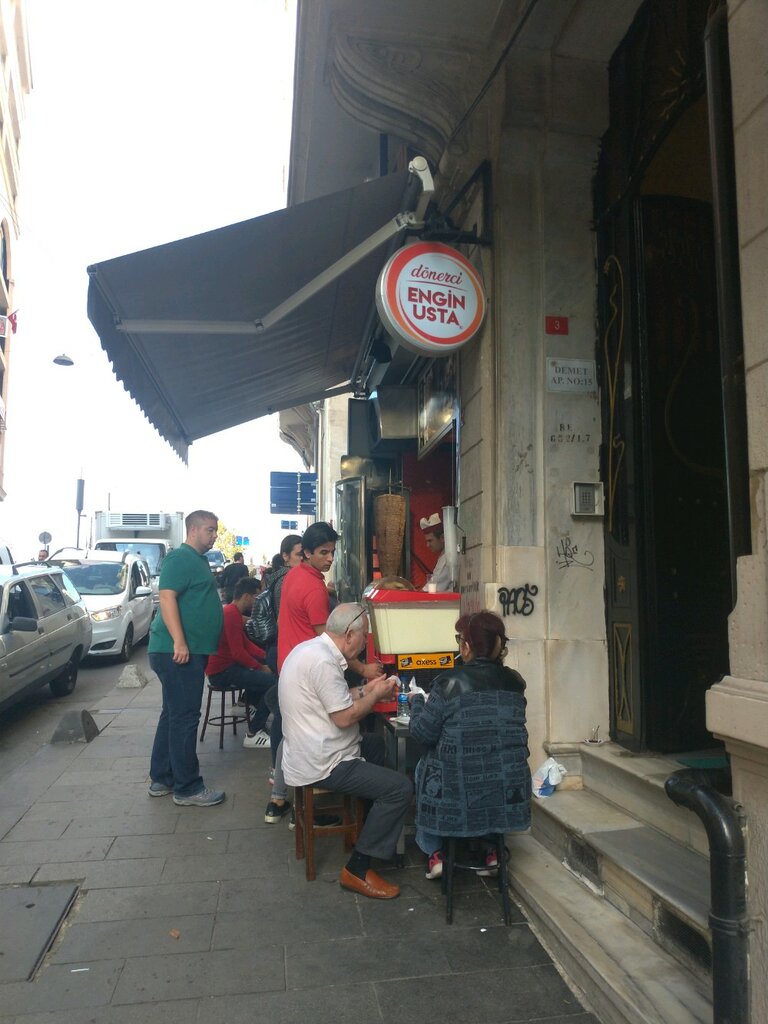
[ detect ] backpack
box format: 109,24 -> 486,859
245,585 -> 278,647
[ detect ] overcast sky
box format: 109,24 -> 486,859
2,0 -> 305,562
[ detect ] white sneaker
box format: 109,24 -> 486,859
243,730 -> 270,748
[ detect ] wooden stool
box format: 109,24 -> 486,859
199,679 -> 250,750
294,785 -> 365,881
442,834 -> 513,925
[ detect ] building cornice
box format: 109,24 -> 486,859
328,27 -> 479,166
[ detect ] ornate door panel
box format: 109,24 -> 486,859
598,201 -> 645,750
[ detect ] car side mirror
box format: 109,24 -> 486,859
10,616 -> 38,632
135,586 -> 152,597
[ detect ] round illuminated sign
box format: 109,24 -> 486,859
375,241 -> 486,356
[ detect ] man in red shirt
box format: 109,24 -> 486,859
277,522 -> 381,680
207,577 -> 274,747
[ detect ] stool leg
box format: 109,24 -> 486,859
305,787 -> 317,881
295,787 -> 306,861
199,687 -> 213,742
497,835 -> 512,926
218,689 -> 226,749
445,838 -> 455,924
231,689 -> 239,737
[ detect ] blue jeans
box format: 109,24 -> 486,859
415,827 -> 442,856
414,760 -> 441,855
264,644 -> 282,767
149,652 -> 207,797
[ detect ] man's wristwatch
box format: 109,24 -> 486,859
358,685 -> 366,700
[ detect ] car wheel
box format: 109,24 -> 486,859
50,653 -> 79,697
119,624 -> 134,662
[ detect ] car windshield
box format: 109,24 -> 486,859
64,562 -> 128,596
206,551 -> 225,567
96,541 -> 165,575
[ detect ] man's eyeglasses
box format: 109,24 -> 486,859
346,608 -> 367,635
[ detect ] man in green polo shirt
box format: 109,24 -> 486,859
148,510 -> 226,806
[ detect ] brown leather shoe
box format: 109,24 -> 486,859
339,866 -> 400,899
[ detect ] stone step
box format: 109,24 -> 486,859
580,742 -> 709,855
506,833 -> 712,1024
532,789 -> 711,979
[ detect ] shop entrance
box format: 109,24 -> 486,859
595,0 -> 746,753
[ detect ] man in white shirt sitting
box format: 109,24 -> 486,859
279,603 -> 412,899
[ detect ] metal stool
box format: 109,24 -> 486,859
294,785 -> 365,881
442,834 -> 513,925
199,678 -> 250,750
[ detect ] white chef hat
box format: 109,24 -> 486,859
419,512 -> 442,533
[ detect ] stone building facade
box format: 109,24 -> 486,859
288,0 -> 768,1018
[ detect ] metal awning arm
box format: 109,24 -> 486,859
257,210 -> 419,333
115,156 -> 434,338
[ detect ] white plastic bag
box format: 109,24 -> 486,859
532,757 -> 567,798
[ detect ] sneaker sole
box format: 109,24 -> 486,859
173,795 -> 225,807
148,788 -> 172,798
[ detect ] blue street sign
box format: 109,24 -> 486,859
270,471 -> 317,515
280,520 -> 299,530
235,536 -> 242,545
242,536 -> 250,546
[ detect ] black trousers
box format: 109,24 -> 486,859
316,735 -> 412,861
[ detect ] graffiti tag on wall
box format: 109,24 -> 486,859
498,584 -> 538,617
555,536 -> 595,571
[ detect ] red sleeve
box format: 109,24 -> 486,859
224,605 -> 262,669
304,579 -> 330,629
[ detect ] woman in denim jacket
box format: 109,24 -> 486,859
409,610 -> 531,879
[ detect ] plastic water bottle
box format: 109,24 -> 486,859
397,678 -> 410,720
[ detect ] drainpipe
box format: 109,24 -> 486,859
665,769 -> 749,1024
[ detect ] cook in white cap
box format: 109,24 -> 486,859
419,512 -> 452,592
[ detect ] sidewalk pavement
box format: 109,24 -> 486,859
0,663 -> 600,1024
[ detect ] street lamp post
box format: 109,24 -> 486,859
75,478 -> 85,548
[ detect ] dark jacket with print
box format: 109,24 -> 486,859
409,659 -> 531,838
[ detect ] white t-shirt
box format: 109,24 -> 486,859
422,551 -> 452,592
279,632 -> 360,786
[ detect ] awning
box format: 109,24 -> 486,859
87,167 -> 426,461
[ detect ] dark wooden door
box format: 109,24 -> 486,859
594,0 -> 742,753
636,196 -> 731,751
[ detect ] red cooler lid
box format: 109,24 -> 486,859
364,587 -> 459,604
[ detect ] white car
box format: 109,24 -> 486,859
0,563 -> 92,712
57,553 -> 154,661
